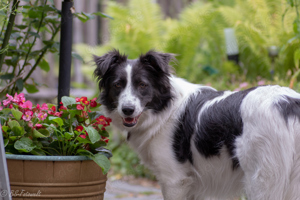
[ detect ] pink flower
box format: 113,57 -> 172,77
28,121 -> 33,128
38,113 -> 47,121
76,104 -> 84,110
13,93 -> 25,104
22,111 -> 33,121
239,82 -> 248,89
3,94 -> 13,106
34,124 -> 43,129
0,106 -> 3,111
79,134 -> 86,139
54,111 -> 63,117
41,103 -> 48,110
21,100 -> 33,109
48,106 -> 56,115
258,80 -> 265,86
75,97 -> 80,102
9,104 -> 13,109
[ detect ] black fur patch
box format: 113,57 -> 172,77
173,87 -> 257,168
275,95 -> 300,123
173,88 -> 224,164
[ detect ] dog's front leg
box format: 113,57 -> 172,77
160,177 -> 193,200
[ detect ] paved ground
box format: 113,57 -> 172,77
104,180 -> 163,200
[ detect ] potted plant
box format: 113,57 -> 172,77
0,93 -> 112,200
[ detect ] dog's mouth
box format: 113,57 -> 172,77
122,114 -> 142,127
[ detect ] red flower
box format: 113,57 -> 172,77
75,125 -> 84,132
60,106 -> 67,110
96,115 -> 107,125
76,104 -> 84,110
79,134 -> 86,139
90,98 -> 97,107
104,138 -> 109,143
75,97 -> 80,102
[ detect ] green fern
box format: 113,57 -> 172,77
76,0 -> 298,84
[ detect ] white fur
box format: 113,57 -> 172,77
104,76 -> 300,200
118,64 -> 143,118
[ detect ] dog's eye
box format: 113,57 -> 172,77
139,82 -> 147,89
114,82 -> 121,88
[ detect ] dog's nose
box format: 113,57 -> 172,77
122,106 -> 135,116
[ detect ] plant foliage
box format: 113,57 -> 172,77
0,93 -> 112,174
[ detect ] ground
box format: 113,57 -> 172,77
104,176 -> 163,200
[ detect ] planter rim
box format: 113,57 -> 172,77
5,154 -> 92,161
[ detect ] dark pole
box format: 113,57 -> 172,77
58,0 -> 73,107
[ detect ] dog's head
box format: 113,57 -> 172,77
94,49 -> 174,128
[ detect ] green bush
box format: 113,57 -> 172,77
78,0 -> 298,85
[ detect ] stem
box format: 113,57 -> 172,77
295,0 -> 300,19
23,25 -> 60,82
0,72 -> 24,94
0,0 -> 20,72
12,23 -> 32,75
19,0 -> 47,74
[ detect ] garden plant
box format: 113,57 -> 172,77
0,93 -> 111,174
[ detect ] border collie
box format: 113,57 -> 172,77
94,49 -> 300,200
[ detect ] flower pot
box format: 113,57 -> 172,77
6,154 -> 107,200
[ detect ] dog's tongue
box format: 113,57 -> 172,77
123,117 -> 138,127
124,117 -> 134,123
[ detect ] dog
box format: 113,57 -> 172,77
94,49 -> 300,200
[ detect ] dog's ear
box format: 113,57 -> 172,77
93,49 -> 127,79
139,50 -> 175,74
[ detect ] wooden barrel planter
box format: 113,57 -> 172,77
6,155 -> 107,200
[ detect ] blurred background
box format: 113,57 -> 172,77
1,0 -> 300,197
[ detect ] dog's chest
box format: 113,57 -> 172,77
127,127 -> 177,174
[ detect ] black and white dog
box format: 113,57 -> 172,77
94,49 -> 300,200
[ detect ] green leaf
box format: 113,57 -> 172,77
1,126 -> 9,132
61,96 -> 76,107
16,79 -> 24,91
294,49 -> 300,69
99,129 -> 109,137
28,8 -> 42,18
25,84 -> 39,93
11,109 -> 23,120
92,12 -> 114,20
1,108 -> 11,115
28,31 -> 40,38
84,126 -> 100,144
8,120 -> 21,129
0,73 -> 14,80
11,126 -> 23,136
14,138 -> 36,153
64,132 -> 74,140
8,120 -> 24,136
72,52 -> 84,62
15,25 -> 28,29
76,149 -> 93,156
33,129 -> 50,138
89,154 -> 111,175
31,149 -> 46,155
4,139 -> 9,147
49,116 -> 64,127
88,111 -> 103,122
77,137 -> 92,144
39,59 -> 50,72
